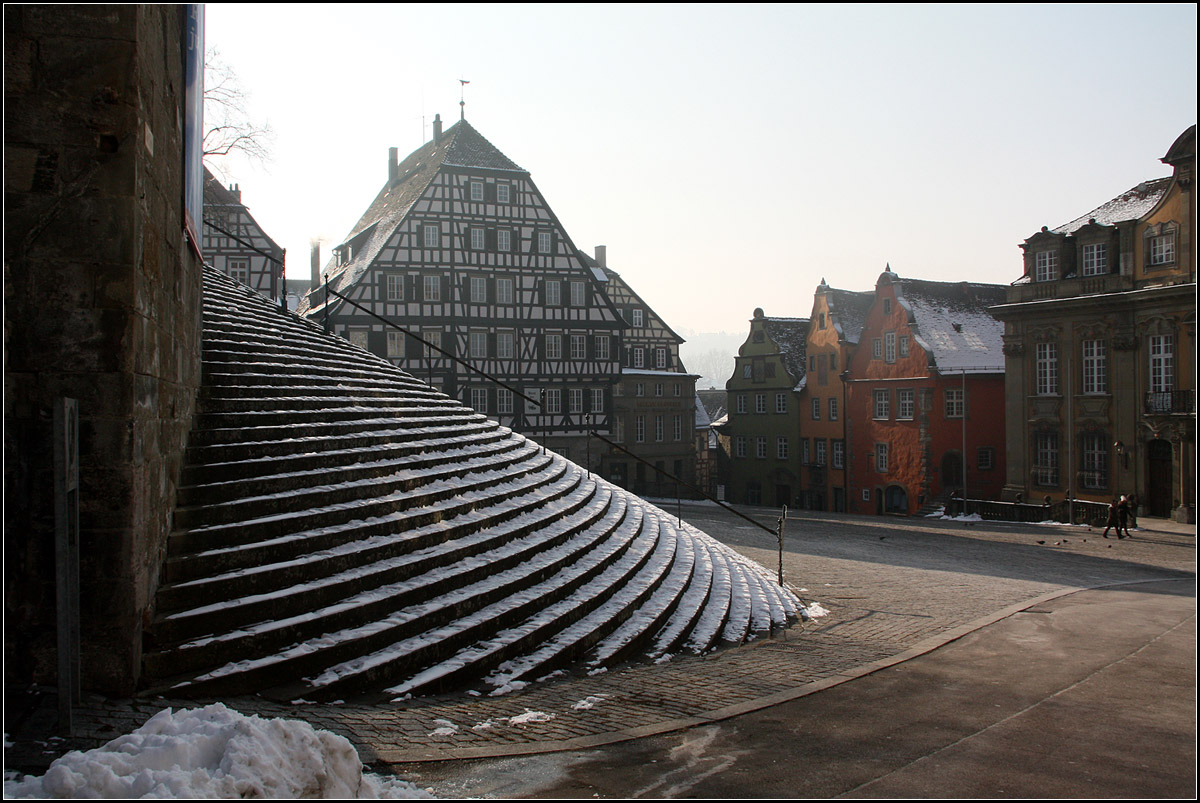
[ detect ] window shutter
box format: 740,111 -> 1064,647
487,228 -> 497,251
485,182 -> 496,202
367,329 -> 386,359
488,332 -> 497,358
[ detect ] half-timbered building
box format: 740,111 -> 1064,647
298,116 -> 624,462
202,168 -> 285,304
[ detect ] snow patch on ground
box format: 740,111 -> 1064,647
507,709 -> 555,726
3,704 -> 432,799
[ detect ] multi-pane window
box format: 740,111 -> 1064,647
545,281 -> 561,306
496,183 -> 510,203
470,387 -> 487,413
875,443 -> 889,473
815,439 -> 827,466
570,334 -> 586,360
884,332 -> 896,363
1034,431 -> 1058,486
977,446 -> 995,471
470,227 -> 485,250
945,388 -> 965,419
636,415 -> 646,443
537,231 -> 552,254
423,275 -> 441,301
569,388 -> 584,414
1149,233 -> 1175,266
1081,243 -> 1107,276
423,330 -> 441,358
227,258 -> 249,285
829,397 -> 838,420
570,281 -> 585,307
897,389 -> 915,420
872,338 -> 882,359
497,332 -> 514,359
811,397 -> 821,420
545,389 -> 562,414
734,435 -> 746,458
469,332 -> 487,359
470,181 -> 484,201
776,393 -> 788,414
1149,335 -> 1174,392
756,437 -> 768,459
1036,342 -> 1058,395
655,348 -> 667,369
654,415 -> 664,442
833,440 -> 845,469
423,224 -> 439,248
496,277 -> 514,304
801,439 -> 810,465
594,336 -> 610,360
674,383 -> 681,397
1080,433 -> 1107,490
655,383 -> 664,397
497,229 -> 512,252
632,348 -> 645,368
386,330 -> 403,358
497,389 -> 513,415
470,276 -> 487,303
635,383 -> 644,397
545,334 -> 562,360
755,394 -> 767,414
591,388 -> 605,413
386,274 -> 405,301
631,308 -> 644,327
1034,250 -> 1058,282
899,336 -> 909,357
873,389 -> 890,419
674,415 -> 683,441
736,395 -> 747,414
777,437 -> 789,460
1082,340 -> 1107,394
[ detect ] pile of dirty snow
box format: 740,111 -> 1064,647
3,703 -> 432,799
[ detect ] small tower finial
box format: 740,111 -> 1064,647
459,78 -> 470,120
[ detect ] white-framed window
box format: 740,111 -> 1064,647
899,336 -> 909,357
873,389 -> 890,419
674,383 -> 682,397
655,415 -> 664,442
655,347 -> 667,369
423,329 -> 441,358
470,227 -> 485,250
897,388 -> 915,420
227,258 -> 249,285
801,439 -> 810,465
833,440 -> 845,470
537,231 -> 552,254
734,435 -> 746,458
569,388 -> 584,414
423,274 -> 441,301
497,229 -> 511,252
470,276 -> 487,303
1035,250 -> 1058,282
545,281 -> 561,306
496,183 -> 510,203
1149,232 -> 1176,266
591,388 -> 604,413
776,393 -> 788,414
1080,433 -> 1107,490
829,397 -> 838,420
469,331 -> 487,359
496,332 -> 514,359
636,415 -> 646,443
1082,339 -> 1107,394
884,332 -> 896,363
1081,243 -> 1107,276
1149,334 -> 1174,393
570,334 -> 586,360
631,308 -> 644,327
756,436 -> 768,459
635,383 -> 644,397
945,388 -> 965,419
815,439 -> 827,466
544,389 -> 561,414
570,280 -> 586,307
1034,431 -> 1058,486
386,330 -> 403,357
736,394 -> 747,415
872,338 -> 882,359
875,443 -> 889,473
977,446 -> 995,471
423,224 -> 439,248
386,273 -> 404,301
471,387 -> 488,413
545,334 -> 562,360
633,347 -> 645,368
777,436 -> 789,460
496,277 -> 514,304
655,383 -> 664,397
755,394 -> 767,414
674,415 -> 683,441
811,397 -> 821,420
497,388 -> 513,415
1036,342 -> 1058,395
594,335 -> 610,361
470,181 -> 484,201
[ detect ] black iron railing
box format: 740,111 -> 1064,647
1145,390 -> 1194,414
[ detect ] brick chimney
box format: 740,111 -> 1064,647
310,241 -> 321,290
595,245 -> 607,268
388,147 -> 398,183
433,113 -> 443,145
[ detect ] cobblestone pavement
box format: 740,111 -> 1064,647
5,509 -> 1194,774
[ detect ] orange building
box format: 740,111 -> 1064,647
846,270 -> 1008,515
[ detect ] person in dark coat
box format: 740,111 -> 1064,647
1117,495 -> 1132,538
1127,493 -> 1139,529
1103,499 -> 1120,539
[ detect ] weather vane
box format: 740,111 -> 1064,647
459,78 -> 469,120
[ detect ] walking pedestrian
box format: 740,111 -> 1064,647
1103,499 -> 1120,538
1117,495 -> 1131,538
1127,493 -> 1139,529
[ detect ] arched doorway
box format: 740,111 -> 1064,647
1146,439 -> 1173,517
941,451 -> 963,490
885,484 -> 908,514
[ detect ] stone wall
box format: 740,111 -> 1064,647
4,5 -> 203,694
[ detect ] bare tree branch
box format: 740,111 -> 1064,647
204,47 -> 274,178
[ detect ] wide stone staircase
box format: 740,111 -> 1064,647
143,268 -> 802,702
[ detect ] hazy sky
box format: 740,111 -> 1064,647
205,3 -> 1197,335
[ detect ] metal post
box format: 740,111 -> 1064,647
776,505 -> 787,585
323,277 -> 330,334
54,398 -> 80,735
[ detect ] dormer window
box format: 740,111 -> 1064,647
1035,250 -> 1059,282
1081,243 -> 1107,276
1146,224 -> 1177,267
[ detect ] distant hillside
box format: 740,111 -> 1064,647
678,330 -> 745,390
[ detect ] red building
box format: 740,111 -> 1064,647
846,270 -> 1008,515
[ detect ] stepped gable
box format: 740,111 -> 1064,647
145,266 -> 802,701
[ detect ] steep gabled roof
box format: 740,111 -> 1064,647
762,316 -> 809,385
587,258 -> 685,345
301,120 -> 529,313
202,167 -> 283,255
1051,177 -> 1171,235
891,277 -> 1006,373
820,285 -> 874,345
